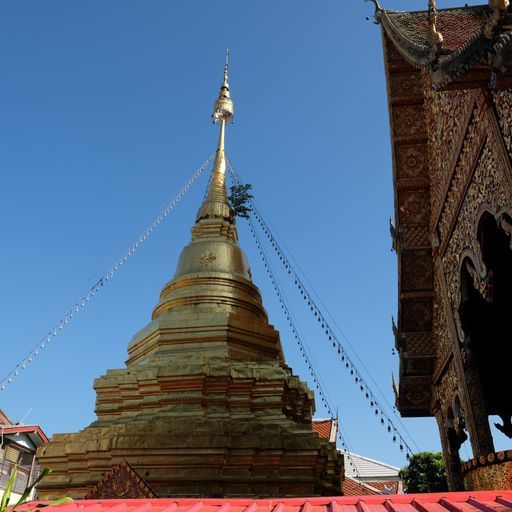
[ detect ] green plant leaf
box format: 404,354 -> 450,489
48,497 -> 73,506
228,183 -> 253,219
400,452 -> 448,493
35,497 -> 73,510
11,468 -> 53,510
1,467 -> 17,511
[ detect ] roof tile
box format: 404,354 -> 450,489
312,420 -> 335,441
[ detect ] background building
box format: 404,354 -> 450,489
0,408 -> 48,501
312,418 -> 403,495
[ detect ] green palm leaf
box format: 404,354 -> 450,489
0,468 -> 17,511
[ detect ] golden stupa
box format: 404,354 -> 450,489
37,56 -> 343,499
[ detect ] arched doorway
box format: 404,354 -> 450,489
458,213 -> 512,439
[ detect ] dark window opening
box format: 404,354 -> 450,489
458,213 -> 512,438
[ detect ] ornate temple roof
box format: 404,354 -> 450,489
381,6 -> 486,52
84,461 -> 157,500
373,2 -> 512,86
21,491 -> 512,512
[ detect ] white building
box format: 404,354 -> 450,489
0,409 -> 48,502
313,418 -> 404,495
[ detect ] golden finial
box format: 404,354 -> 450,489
428,0 -> 444,46
224,48 -> 229,84
196,51 -> 234,222
213,49 -> 234,124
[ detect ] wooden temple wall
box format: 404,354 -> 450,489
384,27 -> 512,490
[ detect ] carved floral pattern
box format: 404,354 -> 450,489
389,72 -> 423,98
433,268 -> 453,376
432,103 -> 512,460
427,90 -> 476,223
398,190 -> 430,224
437,102 -> 485,246
393,104 -> 427,139
492,90 -> 512,158
396,144 -> 428,179
442,140 -> 512,329
401,249 -> 434,291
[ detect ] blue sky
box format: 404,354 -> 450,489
0,0 -> 494,470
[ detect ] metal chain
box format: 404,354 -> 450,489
0,154 -> 215,392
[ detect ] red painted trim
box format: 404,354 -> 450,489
1,425 -> 49,444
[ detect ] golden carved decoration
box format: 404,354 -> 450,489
428,0 -> 444,46
485,0 -> 510,38
426,90 -> 477,226
442,140 -> 512,333
493,90 -> 512,158
199,252 -> 217,265
433,266 -> 453,377
437,101 -> 484,248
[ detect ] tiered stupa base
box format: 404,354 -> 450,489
38,358 -> 342,498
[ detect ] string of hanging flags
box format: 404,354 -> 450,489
226,156 -> 416,459
0,154 -> 214,392
243,196 -> 364,481
2,148 -> 417,461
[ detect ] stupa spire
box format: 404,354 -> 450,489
196,50 -> 234,223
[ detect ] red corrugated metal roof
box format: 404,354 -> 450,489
20,491 -> 512,512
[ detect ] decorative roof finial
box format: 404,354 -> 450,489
428,0 -> 444,46
224,48 -> 229,84
486,0 -> 510,38
489,0 -> 510,13
364,0 -> 382,23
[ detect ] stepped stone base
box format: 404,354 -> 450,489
37,358 -> 343,499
